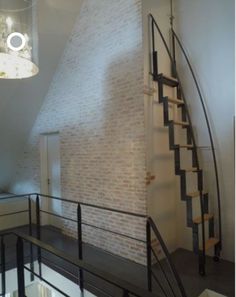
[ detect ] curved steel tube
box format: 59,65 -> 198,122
171,29 -> 222,247
148,217 -> 187,297
149,13 -> 206,265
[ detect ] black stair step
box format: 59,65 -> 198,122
158,74 -> 179,87
193,213 -> 213,224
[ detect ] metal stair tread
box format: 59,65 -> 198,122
193,213 -> 213,224
173,120 -> 189,126
166,97 -> 184,105
187,191 -> 207,198
200,237 -> 219,251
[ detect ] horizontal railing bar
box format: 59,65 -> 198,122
41,256 -> 78,281
0,232 -> 13,238
36,193 -> 79,205
78,201 -> 147,218
0,193 -> 147,219
38,193 -> 146,218
0,211 -> 145,247
0,210 -> 28,218
41,210 -> 145,243
84,281 -> 113,297
40,210 -> 78,223
82,221 -> 146,243
18,232 -> 158,297
0,253 -> 34,269
0,194 -> 30,201
24,265 -> 70,297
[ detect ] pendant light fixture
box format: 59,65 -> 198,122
0,0 -> 38,79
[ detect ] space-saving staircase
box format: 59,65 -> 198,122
148,15 -> 222,276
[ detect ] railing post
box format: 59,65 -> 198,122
1,236 -> 6,296
36,194 -> 42,277
16,237 -> 26,297
28,195 -> 34,281
146,220 -> 152,292
151,18 -> 158,80
171,30 -> 177,77
153,51 -> 159,81
77,203 -> 84,293
199,191 -> 206,276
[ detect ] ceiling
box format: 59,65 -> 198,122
0,0 -> 83,188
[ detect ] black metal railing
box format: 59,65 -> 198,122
0,192 -> 187,297
149,13 -> 207,273
0,236 -> 5,296
147,218 -> 187,297
0,194 -> 29,219
0,232 -> 158,297
170,29 -> 222,249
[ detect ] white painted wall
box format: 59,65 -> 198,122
174,0 -> 235,262
0,194 -> 29,230
10,0 -> 147,264
0,0 -> 83,188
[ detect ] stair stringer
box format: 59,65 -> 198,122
151,73 -> 221,275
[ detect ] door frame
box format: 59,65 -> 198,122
40,131 -> 61,227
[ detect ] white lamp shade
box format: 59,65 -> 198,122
0,0 -> 38,79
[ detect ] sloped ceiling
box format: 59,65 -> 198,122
0,0 -> 83,188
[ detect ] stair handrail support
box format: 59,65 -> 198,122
170,29 -> 222,250
149,13 -> 208,274
147,217 -> 187,297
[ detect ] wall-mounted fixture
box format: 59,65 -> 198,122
0,0 -> 38,79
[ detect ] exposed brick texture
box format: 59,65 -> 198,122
10,0 -> 147,264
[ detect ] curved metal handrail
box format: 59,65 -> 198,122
149,13 -> 206,266
149,14 -> 200,167
147,217 -> 187,297
171,29 -> 222,247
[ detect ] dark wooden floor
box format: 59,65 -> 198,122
1,225 -> 234,297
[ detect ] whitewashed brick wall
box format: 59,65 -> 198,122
10,0 -> 147,264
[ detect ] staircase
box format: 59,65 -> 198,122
148,14 -> 222,276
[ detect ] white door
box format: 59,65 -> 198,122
40,133 -> 62,229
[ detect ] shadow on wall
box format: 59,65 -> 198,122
62,47 -> 147,264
